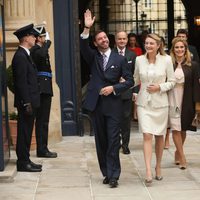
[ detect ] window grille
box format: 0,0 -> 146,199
92,0 -> 187,47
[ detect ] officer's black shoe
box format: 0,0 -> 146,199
122,146 -> 130,154
37,150 -> 57,158
109,178 -> 118,188
30,161 -> 42,169
17,163 -> 42,172
103,177 -> 109,184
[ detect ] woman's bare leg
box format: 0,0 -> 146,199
172,130 -> 186,169
164,128 -> 170,149
143,133 -> 153,180
155,135 -> 164,178
181,131 -> 186,145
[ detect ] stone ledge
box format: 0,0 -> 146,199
0,158 -> 17,183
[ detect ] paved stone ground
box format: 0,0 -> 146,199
1,122 -> 200,200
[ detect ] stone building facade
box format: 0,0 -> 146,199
4,0 -> 62,144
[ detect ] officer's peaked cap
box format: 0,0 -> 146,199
13,23 -> 39,40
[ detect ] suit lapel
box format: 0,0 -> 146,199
125,48 -> 129,58
125,48 -> 132,60
96,50 -> 116,73
95,51 -> 107,80
104,51 -> 115,71
96,52 -> 103,70
113,48 -> 118,54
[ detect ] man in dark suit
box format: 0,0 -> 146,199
30,25 -> 57,158
80,10 -> 133,188
12,24 -> 42,172
176,29 -> 200,63
113,31 -> 136,154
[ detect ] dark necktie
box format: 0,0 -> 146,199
119,50 -> 124,56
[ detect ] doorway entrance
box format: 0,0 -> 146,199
0,2 -> 10,171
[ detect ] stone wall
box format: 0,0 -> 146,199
4,0 -> 62,145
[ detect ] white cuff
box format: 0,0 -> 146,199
45,32 -> 50,40
80,33 -> 89,39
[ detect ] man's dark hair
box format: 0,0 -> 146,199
176,29 -> 188,37
93,30 -> 107,42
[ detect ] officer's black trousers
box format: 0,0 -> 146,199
16,106 -> 35,164
120,99 -> 132,148
35,94 -> 52,154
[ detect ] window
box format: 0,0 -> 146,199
145,0 -> 152,8
150,23 -> 156,33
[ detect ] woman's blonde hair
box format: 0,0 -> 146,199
170,37 -> 191,66
145,33 -> 166,55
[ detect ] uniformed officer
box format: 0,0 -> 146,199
12,23 -> 42,172
30,25 -> 57,158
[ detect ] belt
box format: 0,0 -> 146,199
37,71 -> 52,78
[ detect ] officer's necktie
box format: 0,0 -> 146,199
102,53 -> 107,71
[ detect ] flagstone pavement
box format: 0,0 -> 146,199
1,122 -> 200,200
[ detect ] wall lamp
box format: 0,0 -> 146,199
194,16 -> 200,26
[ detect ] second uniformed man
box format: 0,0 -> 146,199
31,25 -> 57,158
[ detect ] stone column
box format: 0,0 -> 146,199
5,0 -> 37,114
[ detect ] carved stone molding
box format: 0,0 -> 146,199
5,0 -> 36,45
5,0 -> 35,29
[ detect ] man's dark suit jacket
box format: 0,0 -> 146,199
113,47 -> 136,99
80,37 -> 134,112
189,45 -> 200,63
12,47 -> 40,108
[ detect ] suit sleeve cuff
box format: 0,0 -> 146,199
112,86 -> 117,95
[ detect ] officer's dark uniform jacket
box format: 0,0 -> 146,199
12,46 -> 40,108
30,40 -> 53,96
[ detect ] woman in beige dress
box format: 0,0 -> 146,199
134,34 -> 175,185
169,37 -> 200,169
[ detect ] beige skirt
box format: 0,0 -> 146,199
137,104 -> 168,136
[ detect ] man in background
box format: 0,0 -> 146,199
113,31 -> 136,154
176,29 -> 200,63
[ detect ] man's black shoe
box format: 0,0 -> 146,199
30,161 -> 42,169
103,177 -> 109,184
17,163 -> 42,172
37,151 -> 57,158
109,178 -> 118,188
122,146 -> 130,154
